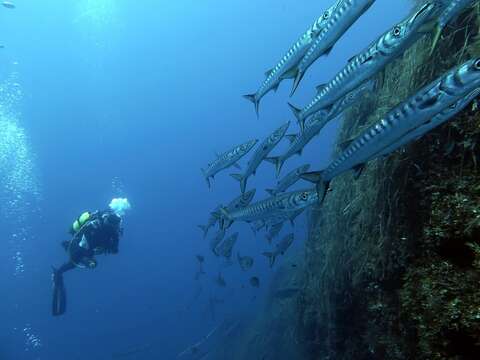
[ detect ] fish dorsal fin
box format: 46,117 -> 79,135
353,164 -> 365,179
338,139 -> 354,152
285,134 -> 298,144
265,68 -> 274,78
316,83 -> 327,94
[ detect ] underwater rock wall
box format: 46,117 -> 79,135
300,3 -> 480,360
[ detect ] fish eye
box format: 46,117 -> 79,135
450,102 -> 457,109
301,192 -> 308,200
323,11 -> 329,20
392,26 -> 401,37
474,59 -> 480,70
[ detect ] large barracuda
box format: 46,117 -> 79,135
289,1 -> 438,128
243,0 -> 342,116
430,0 -> 477,54
201,139 -> 258,188
302,58 -> 480,203
218,189 -> 318,229
288,0 -> 376,95
265,164 -> 311,196
230,122 -> 290,193
267,80 -> 373,176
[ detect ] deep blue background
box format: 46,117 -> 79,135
0,1 -> 410,359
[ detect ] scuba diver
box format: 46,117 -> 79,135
51,198 -> 131,316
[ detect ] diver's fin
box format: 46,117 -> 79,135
265,156 -> 285,178
52,267 -> 66,316
262,252 -> 277,268
288,103 -> 305,132
243,94 -> 260,118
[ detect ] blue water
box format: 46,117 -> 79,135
0,1 -> 411,359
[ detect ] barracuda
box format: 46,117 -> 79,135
265,164 -> 310,196
289,0 -> 376,96
289,1 -> 437,129
219,189 -> 318,229
268,80 -> 373,176
201,139 -> 258,188
302,58 -> 480,203
243,0 -> 342,117
430,0 -> 477,54
230,122 -> 290,193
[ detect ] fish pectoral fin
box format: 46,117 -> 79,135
272,83 -> 280,92
233,162 -> 242,170
265,68 -> 274,78
281,67 -> 298,80
300,171 -> 323,184
352,164 -> 365,180
230,173 -> 243,182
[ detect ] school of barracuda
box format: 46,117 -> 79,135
196,0 -> 480,288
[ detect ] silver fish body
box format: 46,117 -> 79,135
303,58 -> 480,202
231,122 -> 290,193
243,0 -> 342,116
220,189 -> 318,228
202,139 -> 258,188
266,164 -> 311,196
290,1 -> 437,125
270,80 -> 373,176
290,0 -> 376,95
217,232 -> 239,260
226,189 -> 256,211
262,233 -> 295,267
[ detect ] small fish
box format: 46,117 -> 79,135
231,122 -> 290,193
266,222 -> 283,244
216,273 -> 227,287
265,164 -> 310,196
243,0 -> 343,116
302,58 -> 480,203
288,0 -> 376,95
201,139 -> 258,188
2,2 -> 15,9
216,232 -> 239,260
262,233 -> 294,267
209,229 -> 226,256
237,253 -> 254,271
249,277 -> 260,288
289,1 -> 437,126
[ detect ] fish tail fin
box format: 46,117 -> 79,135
243,94 -> 260,118
265,157 -> 284,178
230,173 -> 247,194
198,225 -> 208,238
262,252 -> 276,268
201,168 -> 211,188
288,103 -> 305,132
301,171 -> 329,204
290,70 -> 305,97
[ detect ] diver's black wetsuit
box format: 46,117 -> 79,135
52,210 -> 122,316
